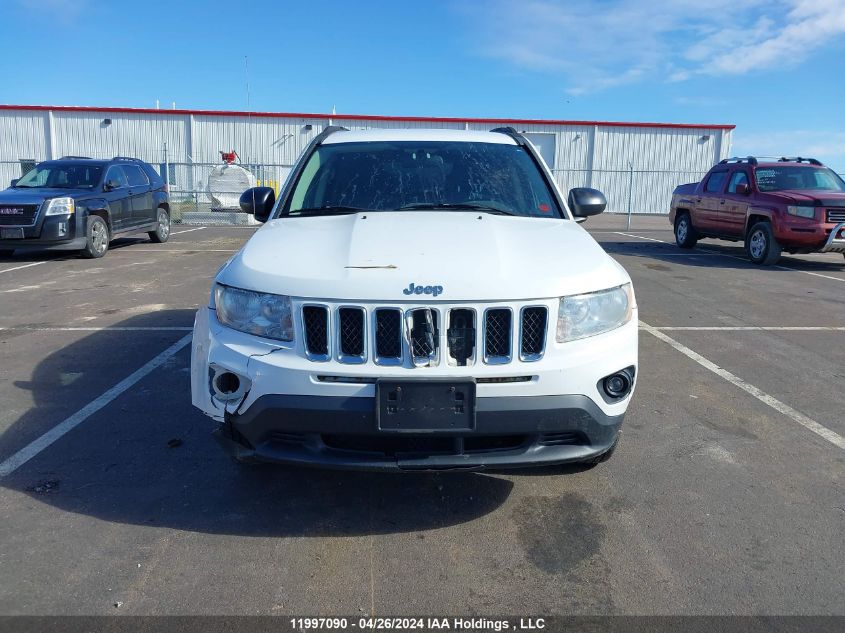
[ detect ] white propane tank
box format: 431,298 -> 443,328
207,162 -> 257,212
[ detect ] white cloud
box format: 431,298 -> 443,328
461,0 -> 845,92
16,0 -> 89,22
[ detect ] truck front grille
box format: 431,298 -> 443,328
0,204 -> 39,226
301,302 -> 549,366
827,209 -> 845,223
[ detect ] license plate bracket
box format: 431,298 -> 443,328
1,228 -> 24,239
376,380 -> 476,432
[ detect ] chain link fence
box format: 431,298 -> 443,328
3,159 -> 844,225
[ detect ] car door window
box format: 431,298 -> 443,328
123,165 -> 149,187
727,171 -> 749,193
105,166 -> 128,189
705,171 -> 728,193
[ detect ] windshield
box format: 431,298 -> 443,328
282,141 -> 563,218
754,166 -> 845,193
15,163 -> 104,189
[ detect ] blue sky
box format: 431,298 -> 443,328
2,0 -> 845,170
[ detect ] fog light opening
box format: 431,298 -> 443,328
210,366 -> 250,402
215,372 -> 240,395
600,366 -> 635,401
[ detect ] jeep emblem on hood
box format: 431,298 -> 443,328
403,283 -> 443,297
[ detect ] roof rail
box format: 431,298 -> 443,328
490,126 -> 527,145
59,155 -> 92,160
314,125 -> 349,146
112,156 -> 142,162
778,156 -> 823,166
718,156 -> 758,165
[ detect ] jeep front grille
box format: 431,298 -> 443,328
302,305 -> 329,360
301,303 -> 548,366
827,209 -> 845,223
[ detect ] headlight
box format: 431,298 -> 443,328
556,284 -> 634,342
214,284 -> 294,341
787,206 -> 816,219
44,197 -> 75,216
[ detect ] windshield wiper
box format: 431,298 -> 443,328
293,206 -> 376,216
397,202 -> 517,216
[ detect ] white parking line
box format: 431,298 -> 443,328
0,326 -> 192,332
170,227 -> 207,235
0,261 -> 46,275
0,333 -> 192,478
640,320 -> 845,452
653,326 -> 845,331
615,232 -> 845,282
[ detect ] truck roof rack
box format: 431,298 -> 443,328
59,155 -> 93,160
719,156 -> 758,165
112,156 -> 142,162
490,126 -> 527,146
314,125 -> 349,146
778,156 -> 823,166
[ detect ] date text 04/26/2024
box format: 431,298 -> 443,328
288,618 -> 546,631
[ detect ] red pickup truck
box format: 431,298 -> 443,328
669,157 -> 845,265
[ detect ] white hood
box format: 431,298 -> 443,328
217,212 -> 628,302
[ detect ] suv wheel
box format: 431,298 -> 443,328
148,208 -> 170,243
674,213 -> 698,248
746,221 -> 781,265
81,215 -> 109,259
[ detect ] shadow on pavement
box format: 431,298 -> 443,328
0,311 -> 515,537
601,239 -> 845,272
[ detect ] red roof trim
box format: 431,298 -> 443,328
0,104 -> 736,130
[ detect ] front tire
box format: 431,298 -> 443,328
148,208 -> 170,243
746,221 -> 781,265
674,213 -> 698,248
81,215 -> 109,259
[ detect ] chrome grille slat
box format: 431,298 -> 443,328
337,307 -> 366,363
827,209 -> 845,223
302,305 -> 330,361
520,306 -> 548,361
483,308 -> 512,364
374,308 -> 403,365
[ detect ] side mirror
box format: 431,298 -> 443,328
735,183 -> 751,195
239,186 -> 276,222
10,179 -> 18,187
103,180 -> 119,191
568,187 -> 607,219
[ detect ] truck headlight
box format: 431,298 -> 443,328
787,206 -> 816,219
556,284 -> 634,342
214,284 -> 294,341
44,197 -> 75,216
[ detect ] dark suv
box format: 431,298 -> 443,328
0,156 -> 170,259
670,157 -> 845,265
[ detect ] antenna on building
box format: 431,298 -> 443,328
245,55 -> 252,167
172,102 -> 176,110
155,99 -> 160,110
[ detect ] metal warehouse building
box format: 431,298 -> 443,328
0,104 -> 734,216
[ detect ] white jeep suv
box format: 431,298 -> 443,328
191,127 -> 637,470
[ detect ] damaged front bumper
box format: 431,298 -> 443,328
191,306 -> 636,471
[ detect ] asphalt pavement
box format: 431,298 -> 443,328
0,218 -> 843,616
